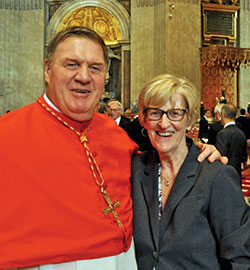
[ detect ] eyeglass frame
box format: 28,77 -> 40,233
143,107 -> 189,122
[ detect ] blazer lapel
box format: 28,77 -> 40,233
159,144 -> 200,239
141,151 -> 160,250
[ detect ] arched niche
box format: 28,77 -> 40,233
46,0 -> 131,106
47,0 -> 129,43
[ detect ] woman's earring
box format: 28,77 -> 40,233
141,128 -> 148,137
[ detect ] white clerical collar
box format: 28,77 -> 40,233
115,116 -> 121,125
224,121 -> 235,128
43,93 -> 61,112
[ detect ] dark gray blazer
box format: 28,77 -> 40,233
131,142 -> 250,270
216,124 -> 247,177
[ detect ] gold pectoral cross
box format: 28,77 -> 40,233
101,188 -> 123,228
36,101 -> 124,229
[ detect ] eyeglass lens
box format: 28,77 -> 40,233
145,108 -> 187,121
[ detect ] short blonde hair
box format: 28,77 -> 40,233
138,74 -> 198,127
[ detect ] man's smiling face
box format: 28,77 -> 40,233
44,36 -> 107,122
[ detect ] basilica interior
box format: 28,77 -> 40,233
0,0 -> 250,116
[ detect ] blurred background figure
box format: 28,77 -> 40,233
236,108 -> 249,139
247,102 -> 250,116
200,101 -> 205,117
198,109 -> 212,143
106,100 -> 130,131
123,108 -> 134,121
126,115 -> 155,152
207,103 -> 223,146
216,103 -> 248,178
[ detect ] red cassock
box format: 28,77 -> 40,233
0,94 -> 138,269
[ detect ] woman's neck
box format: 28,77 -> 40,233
159,144 -> 188,176
159,144 -> 189,209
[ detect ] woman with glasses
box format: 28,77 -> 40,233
131,74 -> 250,270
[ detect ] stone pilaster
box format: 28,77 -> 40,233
0,0 -> 44,115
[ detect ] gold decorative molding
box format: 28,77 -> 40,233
202,3 -> 240,46
58,6 -> 122,45
201,46 -> 250,69
201,0 -> 239,6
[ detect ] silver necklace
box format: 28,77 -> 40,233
161,174 -> 173,186
159,164 -> 173,187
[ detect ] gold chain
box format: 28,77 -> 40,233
37,98 -> 123,228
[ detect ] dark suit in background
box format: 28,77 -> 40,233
126,117 -> 154,151
216,124 -> 247,177
207,120 -> 223,146
131,142 -> 250,270
247,117 -> 250,139
236,115 -> 248,138
118,115 -> 131,132
198,115 -> 209,142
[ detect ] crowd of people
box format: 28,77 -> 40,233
199,101 -> 250,177
1,26 -> 249,270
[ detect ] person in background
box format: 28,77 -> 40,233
200,101 -> 205,117
198,109 -> 212,143
123,107 -> 134,121
131,74 -> 250,270
236,108 -> 248,138
106,100 -> 131,131
126,115 -> 155,152
207,103 -> 223,146
216,103 -> 248,178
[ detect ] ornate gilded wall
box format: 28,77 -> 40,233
201,66 -> 237,111
200,0 -> 250,112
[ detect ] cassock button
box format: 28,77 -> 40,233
152,251 -> 158,259
92,151 -> 97,157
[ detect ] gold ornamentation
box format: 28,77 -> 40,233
58,7 -> 122,45
37,98 -> 123,228
201,46 -> 250,70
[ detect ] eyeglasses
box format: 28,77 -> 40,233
143,108 -> 189,121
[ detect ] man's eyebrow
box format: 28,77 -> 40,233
63,58 -> 78,62
90,61 -> 106,66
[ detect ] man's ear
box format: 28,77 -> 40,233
44,59 -> 51,84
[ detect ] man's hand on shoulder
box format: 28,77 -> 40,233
196,142 -> 228,164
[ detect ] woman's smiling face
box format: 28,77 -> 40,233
143,93 -> 191,157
